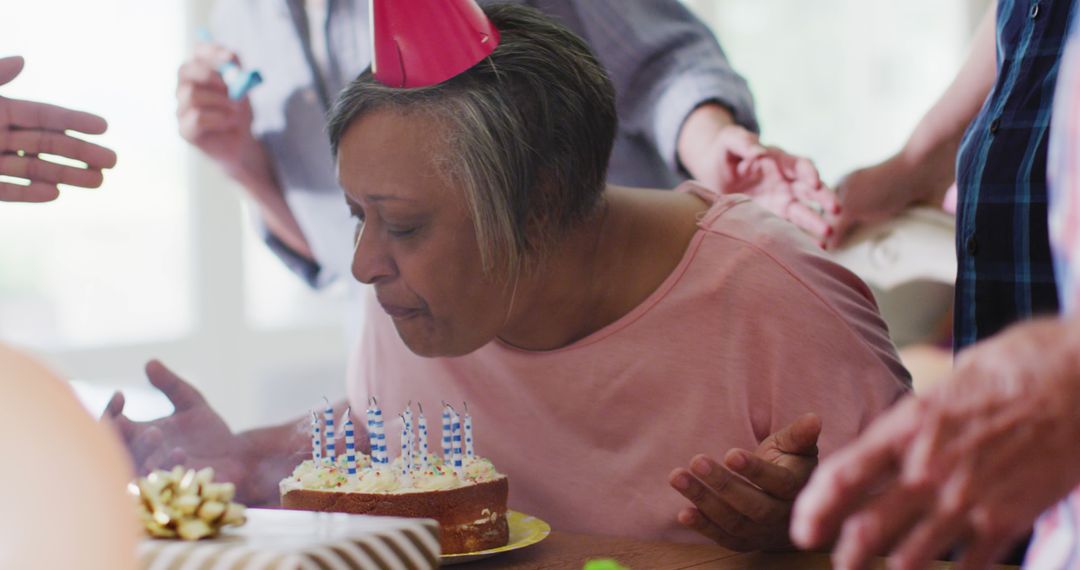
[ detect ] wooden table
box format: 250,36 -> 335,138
457,531 -> 1021,569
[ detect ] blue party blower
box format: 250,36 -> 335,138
195,27 -> 263,100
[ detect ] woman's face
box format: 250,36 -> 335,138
338,109 -> 512,357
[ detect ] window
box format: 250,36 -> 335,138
682,0 -> 988,182
0,0 -> 347,429
0,0 -> 191,348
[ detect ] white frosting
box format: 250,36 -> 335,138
350,466 -> 401,492
280,454 -> 503,495
411,464 -> 462,491
463,457 -> 499,483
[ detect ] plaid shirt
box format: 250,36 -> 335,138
954,0 -> 1075,350
1025,5 -> 1080,568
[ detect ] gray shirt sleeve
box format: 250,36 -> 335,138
550,0 -> 758,173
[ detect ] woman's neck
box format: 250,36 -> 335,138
496,185 -> 706,351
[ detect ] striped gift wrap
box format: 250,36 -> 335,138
138,508 -> 440,570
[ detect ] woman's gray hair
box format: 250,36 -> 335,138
327,3 -> 617,277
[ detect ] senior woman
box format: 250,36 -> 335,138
107,3 -> 909,550
339,3 -> 909,547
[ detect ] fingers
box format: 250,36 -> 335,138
0,181 -> 59,202
792,180 -> 841,216
830,482 -> 933,570
770,413 -> 822,457
0,56 -> 25,86
176,83 -> 233,114
103,390 -> 125,418
790,155 -> 822,188
791,399 -> 922,549
0,153 -> 105,188
167,447 -> 189,468
887,509 -> 968,570
177,59 -> 229,96
719,126 -> 766,163
671,458 -> 791,548
136,445 -> 187,475
177,107 -> 242,142
130,425 -> 165,466
670,466 -> 756,537
4,98 -> 109,135
145,359 -> 208,412
177,43 -> 239,95
1,129 -> 117,169
695,455 -> 791,523
100,391 -> 141,445
724,449 -> 802,500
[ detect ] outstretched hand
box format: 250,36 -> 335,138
102,360 -> 256,501
0,56 -> 117,202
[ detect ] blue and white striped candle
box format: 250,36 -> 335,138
403,403 -> 414,471
366,398 -> 377,460
463,402 -> 475,459
451,408 -> 463,477
310,410 -> 322,468
398,414 -> 409,477
417,403 -> 431,468
372,399 -> 387,464
343,408 -> 357,476
322,397 -> 336,463
441,402 -> 452,463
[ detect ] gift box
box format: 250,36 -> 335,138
138,508 -> 439,569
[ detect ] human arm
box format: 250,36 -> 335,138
563,0 -> 831,241
564,0 -> 756,166
0,56 -> 117,202
176,42 -> 314,262
669,413 -> 821,551
791,315 -> 1080,569
831,4 -> 997,245
102,360 -> 350,506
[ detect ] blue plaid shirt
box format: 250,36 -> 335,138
954,0 -> 1075,350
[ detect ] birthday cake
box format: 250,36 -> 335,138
279,402 -> 509,555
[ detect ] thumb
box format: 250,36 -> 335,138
772,413 -> 822,456
145,359 -> 209,412
0,56 -> 25,87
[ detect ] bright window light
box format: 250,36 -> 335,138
0,0 -> 192,349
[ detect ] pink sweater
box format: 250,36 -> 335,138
347,183 -> 910,543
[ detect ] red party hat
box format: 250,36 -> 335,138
372,0 -> 501,88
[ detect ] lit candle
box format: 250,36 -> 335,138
463,401 -> 475,459
343,408 -> 357,476
417,403 -> 431,468
310,410 -> 322,468
323,397 -> 336,464
441,402 -> 452,464
451,406 -> 463,477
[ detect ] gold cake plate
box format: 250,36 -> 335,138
441,510 -> 551,565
